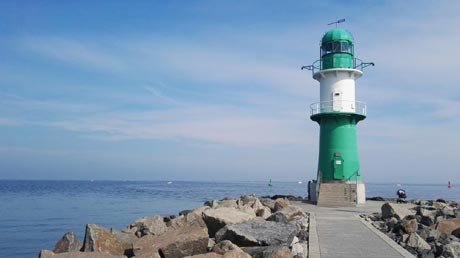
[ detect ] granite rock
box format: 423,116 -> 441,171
54,232 -> 83,253
202,207 -> 256,237
39,251 -> 127,258
82,224 -> 127,255
126,215 -> 168,237
215,220 -> 296,247
381,202 -> 414,220
132,226 -> 208,258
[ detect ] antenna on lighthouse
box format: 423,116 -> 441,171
327,18 -> 345,28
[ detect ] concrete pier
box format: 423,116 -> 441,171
294,201 -> 416,258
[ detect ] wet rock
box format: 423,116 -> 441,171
54,232 -> 83,253
215,220 -> 296,247
202,207 -> 256,237
381,202 -> 414,220
126,215 -> 168,237
82,224 -> 127,255
132,226 -> 208,258
39,251 -> 127,258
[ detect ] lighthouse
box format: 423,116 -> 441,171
303,26 -> 373,207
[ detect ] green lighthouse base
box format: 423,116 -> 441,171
311,112 -> 366,207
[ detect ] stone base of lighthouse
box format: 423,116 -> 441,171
316,181 -> 366,207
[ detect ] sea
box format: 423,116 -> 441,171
1,180 -> 459,258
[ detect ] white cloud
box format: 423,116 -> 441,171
49,105 -> 313,147
20,37 -> 126,72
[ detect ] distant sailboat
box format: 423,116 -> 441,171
167,181 -> 173,185
448,181 -> 452,188
268,179 -> 273,187
298,181 -> 303,184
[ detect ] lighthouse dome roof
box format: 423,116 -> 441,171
321,29 -> 354,43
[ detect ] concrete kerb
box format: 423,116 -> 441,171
308,212 -> 321,258
357,214 -> 416,258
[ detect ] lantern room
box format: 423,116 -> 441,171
320,28 -> 354,70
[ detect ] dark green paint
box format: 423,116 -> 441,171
311,112 -> 365,182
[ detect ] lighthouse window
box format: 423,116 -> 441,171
321,42 -> 333,55
333,42 -> 341,52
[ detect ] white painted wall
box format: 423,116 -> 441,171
313,69 -> 362,113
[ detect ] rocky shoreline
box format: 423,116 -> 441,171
362,199 -> 460,258
39,194 -> 309,258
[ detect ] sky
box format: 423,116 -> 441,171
0,1 -> 459,183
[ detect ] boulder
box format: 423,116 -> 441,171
240,194 -> 259,206
126,215 -> 168,237
82,224 -> 127,255
291,242 -> 308,258
276,206 -> 305,221
54,232 -> 83,253
243,246 -> 292,258
266,212 -> 289,224
222,252 -> 252,258
259,198 -> 276,211
402,216 -> 418,233
212,240 -> 243,254
441,206 -> 456,217
419,207 -> 438,218
442,241 -> 460,258
168,212 -> 207,230
433,201 -> 447,210
191,206 -> 211,216
274,199 -> 290,212
241,197 -> 272,219
132,226 -> 208,258
184,253 -> 223,258
217,199 -> 239,208
39,251 -> 127,258
381,202 -> 414,220
406,233 -> 431,252
433,218 -> 460,235
215,220 -> 296,247
202,207 -> 256,237
291,217 -> 309,241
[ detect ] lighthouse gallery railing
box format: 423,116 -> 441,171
302,58 -> 374,75
310,100 -> 367,116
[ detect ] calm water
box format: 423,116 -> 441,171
0,180 -> 459,258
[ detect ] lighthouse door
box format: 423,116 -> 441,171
332,90 -> 342,111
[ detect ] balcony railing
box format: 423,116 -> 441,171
310,100 -> 367,116
301,58 -> 374,76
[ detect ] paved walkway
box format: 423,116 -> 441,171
293,201 -> 416,258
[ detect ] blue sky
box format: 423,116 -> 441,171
0,1 -> 459,183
